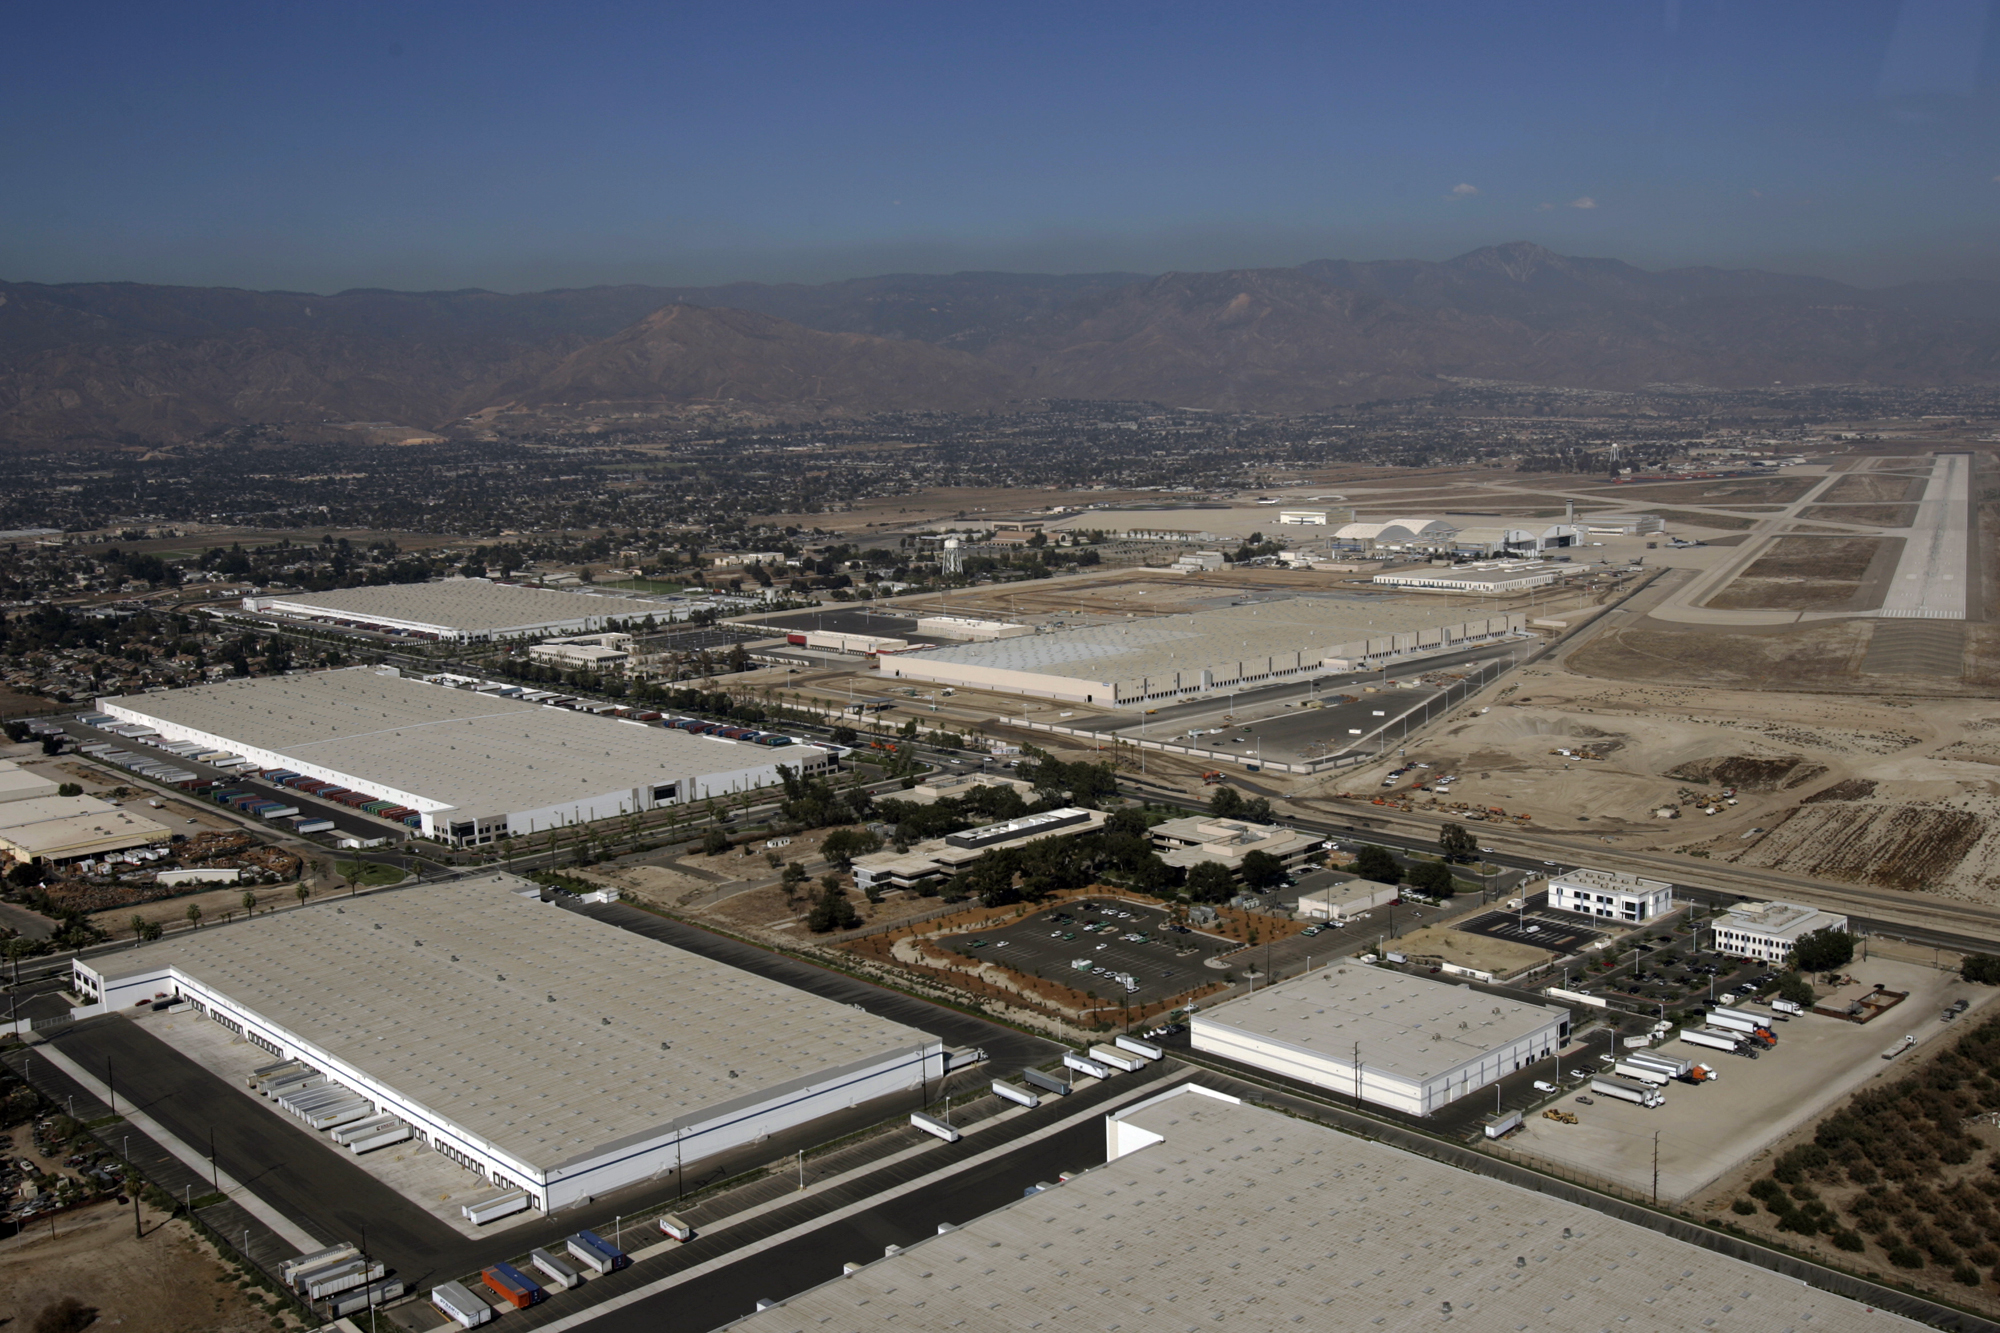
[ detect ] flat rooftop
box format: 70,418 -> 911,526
730,1087 -> 1916,1332
251,578 -> 667,632
1195,963 -> 1565,1085
0,806 -> 169,857
90,875 -> 935,1172
99,669 -> 815,817
905,596 -> 1496,685
0,794 -> 119,831
1716,900 -> 1837,937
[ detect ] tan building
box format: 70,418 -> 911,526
0,800 -> 170,863
891,772 -> 1036,806
0,762 -> 61,805
852,807 -> 1108,894
1147,816 -> 1323,877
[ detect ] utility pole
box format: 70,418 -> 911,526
1652,1130 -> 1661,1205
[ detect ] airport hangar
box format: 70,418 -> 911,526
96,668 -> 832,847
239,577 -> 670,642
1191,964 -> 1569,1116
727,1083 -> 1914,1333
73,875 -> 944,1216
880,598 -> 1524,708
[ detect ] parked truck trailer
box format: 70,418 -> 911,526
1589,1075 -> 1665,1108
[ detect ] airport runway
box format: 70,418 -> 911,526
1879,451 -> 1970,619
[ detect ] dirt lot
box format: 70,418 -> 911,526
1703,536 -> 1886,611
0,1199 -> 289,1333
1648,508 -> 1757,530
1312,653 -> 2000,904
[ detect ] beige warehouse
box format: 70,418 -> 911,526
881,597 -> 1523,707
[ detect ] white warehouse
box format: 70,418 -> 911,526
71,875 -> 944,1216
97,669 -> 830,845
1712,900 -> 1850,963
1191,965 -> 1568,1115
241,578 -> 671,643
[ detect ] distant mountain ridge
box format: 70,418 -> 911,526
6,243 -> 2000,445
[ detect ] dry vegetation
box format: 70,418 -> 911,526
1732,803 -> 1987,891
1567,622 -> 1873,689
1819,470 -> 1925,505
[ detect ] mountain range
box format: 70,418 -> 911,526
6,242 -> 2000,446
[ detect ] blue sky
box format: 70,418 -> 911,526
4,1 -> 1998,291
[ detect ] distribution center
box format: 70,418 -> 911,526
72,874 -> 945,1215
725,1084 -> 1913,1332
96,668 -> 831,845
1191,964 -> 1568,1115
880,597 -> 1523,707
240,578 -> 671,642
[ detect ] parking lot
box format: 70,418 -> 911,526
1456,908 -> 1602,956
1506,957 -> 1992,1201
936,899 -> 1240,1006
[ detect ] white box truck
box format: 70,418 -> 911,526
1612,1060 -> 1670,1086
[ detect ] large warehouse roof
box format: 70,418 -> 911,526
247,578 -> 667,634
900,597 -> 1490,687
98,669 -> 813,817
90,876 -> 935,1171
1196,963 -> 1565,1085
730,1086 -> 1916,1332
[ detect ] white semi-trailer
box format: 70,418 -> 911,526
1589,1075 -> 1664,1108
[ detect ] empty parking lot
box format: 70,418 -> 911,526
935,900 -> 1241,1006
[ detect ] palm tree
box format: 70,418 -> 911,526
184,902 -> 203,930
295,884 -> 310,908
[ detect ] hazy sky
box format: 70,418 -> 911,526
5,1 -> 1999,292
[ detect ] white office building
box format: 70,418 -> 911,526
1546,867 -> 1675,924
1711,900 -> 1849,963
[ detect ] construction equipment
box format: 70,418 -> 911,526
1541,1108 -> 1578,1125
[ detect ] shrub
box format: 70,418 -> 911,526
1847,1161 -> 1879,1186
1830,1229 -> 1865,1252
1731,1199 -> 1756,1216
31,1299 -> 96,1333
1748,1178 -> 1786,1203
1777,1212 -> 1819,1235
1955,1264 -> 1982,1286
1887,1245 -> 1925,1269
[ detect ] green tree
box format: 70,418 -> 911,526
1186,861 -> 1237,904
701,826 -> 732,856
56,782 -> 82,798
1350,844 -> 1401,883
807,877 -> 861,932
1776,972 -> 1817,1007
240,890 -> 256,914
1962,954 -> 2000,985
820,826 -> 883,871
1405,860 -> 1456,896
1237,850 -> 1287,890
1791,927 -> 1855,974
1438,823 -> 1477,863
184,902 -> 203,929
1207,786 -> 1245,818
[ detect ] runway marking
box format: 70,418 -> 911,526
1878,453 -> 1968,619
33,1040 -> 324,1252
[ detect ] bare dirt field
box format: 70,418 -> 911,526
1799,502 -> 1918,526
1312,651 -> 2000,904
1704,536 -> 1888,611
1819,470 -> 1926,505
0,1200 -> 288,1333
1566,621 -> 1874,689
1649,509 -> 1757,531
1596,477 -> 1819,506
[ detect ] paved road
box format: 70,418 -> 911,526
1881,451 -> 1970,619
